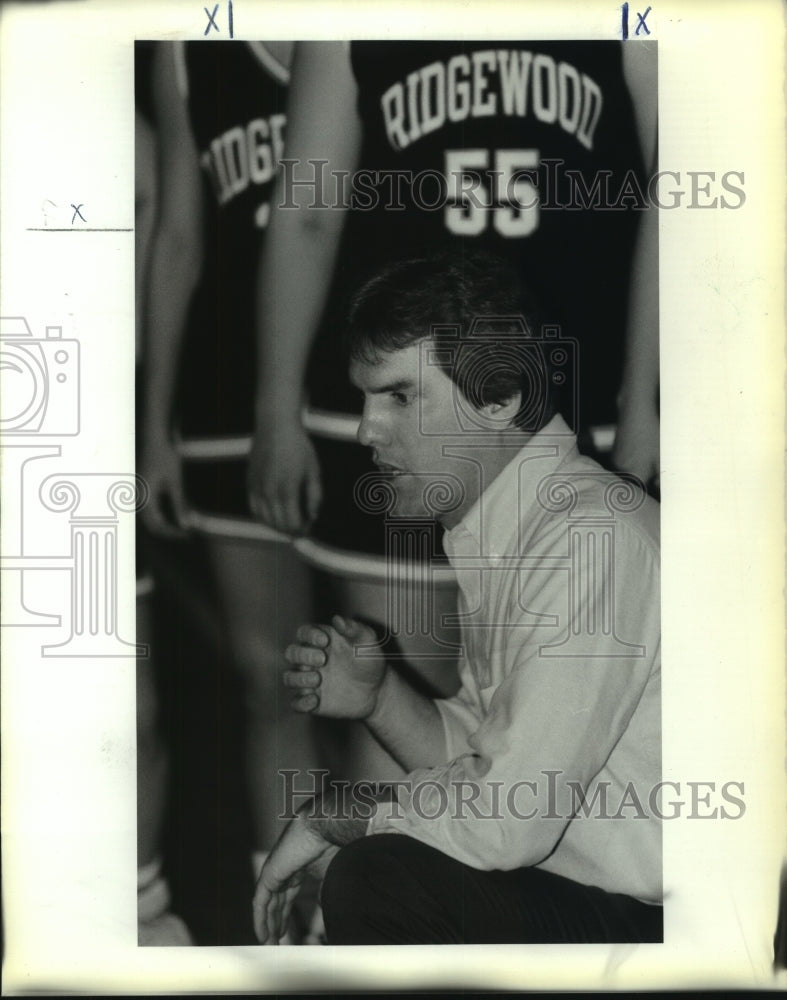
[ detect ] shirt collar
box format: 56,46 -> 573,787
443,414 -> 579,561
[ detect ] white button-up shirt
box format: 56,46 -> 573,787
369,415 -> 662,904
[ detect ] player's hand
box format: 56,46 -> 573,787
283,615 -> 387,719
139,435 -> 188,536
248,416 -> 322,536
252,813 -> 338,945
612,404 -> 660,495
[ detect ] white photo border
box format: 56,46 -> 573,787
1,0 -> 785,992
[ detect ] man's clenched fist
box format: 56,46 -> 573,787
283,615 -> 387,719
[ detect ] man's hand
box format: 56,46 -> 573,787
252,814 -> 338,945
283,615 -> 387,718
253,782 -> 387,944
139,436 -> 188,536
248,417 -> 322,536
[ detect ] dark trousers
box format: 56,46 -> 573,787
321,834 -> 662,945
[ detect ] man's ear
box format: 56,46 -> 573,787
481,391 -> 522,427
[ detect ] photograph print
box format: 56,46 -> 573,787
134,35 -> 662,948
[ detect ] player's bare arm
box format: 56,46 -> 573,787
283,614 -> 446,772
612,201 -> 660,486
141,43 -> 204,535
614,41 -> 660,487
249,42 -> 362,533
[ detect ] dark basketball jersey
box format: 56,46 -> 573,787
176,41 -> 289,438
170,41 -> 383,552
307,41 -> 647,428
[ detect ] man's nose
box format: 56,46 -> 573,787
357,403 -> 386,448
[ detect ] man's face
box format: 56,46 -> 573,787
350,339 -> 478,526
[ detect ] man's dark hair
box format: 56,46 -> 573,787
345,251 -> 560,432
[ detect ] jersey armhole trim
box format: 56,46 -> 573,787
247,41 -> 291,84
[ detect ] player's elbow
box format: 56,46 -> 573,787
295,201 -> 347,241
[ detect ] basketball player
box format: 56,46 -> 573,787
139,40 -> 321,939
135,43 -> 193,945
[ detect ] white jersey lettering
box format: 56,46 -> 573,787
557,63 -> 582,135
471,50 -> 497,117
446,54 -> 471,122
577,74 -> 603,150
498,50 -> 532,116
382,83 -> 408,151
406,70 -> 423,144
419,62 -> 446,137
379,50 -> 604,152
532,54 -> 557,125
200,115 -> 287,206
247,119 -> 273,183
223,126 -> 249,196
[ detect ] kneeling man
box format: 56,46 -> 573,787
253,252 -> 662,946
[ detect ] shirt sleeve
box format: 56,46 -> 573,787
368,515 -> 661,872
434,685 -> 482,759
